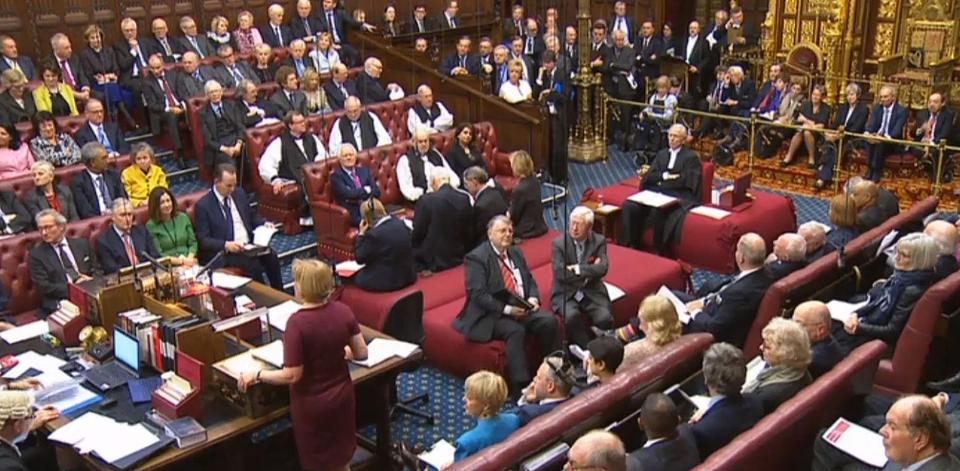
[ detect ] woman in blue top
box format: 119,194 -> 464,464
454,370 -> 520,462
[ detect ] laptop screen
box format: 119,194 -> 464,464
113,328 -> 140,372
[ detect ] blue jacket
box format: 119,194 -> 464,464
194,188 -> 263,263
454,413 -> 521,462
73,121 -> 131,155
96,225 -> 160,274
689,395 -> 763,458
0,56 -> 36,80
630,426 -> 701,471
330,165 -> 380,226
865,103 -> 908,139
516,398 -> 567,426
354,217 -> 416,292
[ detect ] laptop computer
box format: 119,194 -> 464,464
83,328 -> 141,391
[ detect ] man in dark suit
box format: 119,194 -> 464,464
522,19 -> 546,68
816,83 -> 870,188
353,198 -> 416,292
214,45 -> 260,90
864,85 -> 908,182
679,21 -> 709,98
262,4 -> 293,48
536,51 -> 571,182
356,57 -> 399,104
792,301 -> 842,378
502,5 -> 525,42
439,36 -> 481,77
516,355 -> 574,426
764,233 -> 807,280
681,233 -> 772,347
914,92 -> 956,182
490,45 -> 510,95
71,143 -> 128,219
74,98 -> 131,158
552,206 -> 612,348
726,7 -> 759,51
453,215 -> 561,392
594,30 -> 636,148
411,173 -> 472,273
563,26 -> 580,75
142,54 -> 186,160
850,178 -> 900,232
751,63 -> 783,110
194,164 -> 283,289
289,0 -> 323,44
176,51 -> 223,99
0,35 -> 36,80
463,167 -> 508,245
436,1 -> 460,30
0,190 -> 31,235
96,199 -> 161,274
49,33 -> 92,101
115,18 -> 160,95
608,1 -> 636,46
235,79 -> 275,127
721,65 -> 756,118
620,125 -> 703,253
798,221 -> 830,263
269,66 -> 309,118
689,343 -> 764,458
508,37 -> 536,82
331,143 -> 380,226
280,40 -> 317,79
150,18 -> 180,63
635,21 -> 664,96
200,81 -> 246,175
177,16 -> 216,59
30,209 -> 98,314
322,63 -> 357,110
404,4 -> 430,34
629,393 -> 701,471
317,0 -> 374,67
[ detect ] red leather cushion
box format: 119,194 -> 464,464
244,122 -> 286,189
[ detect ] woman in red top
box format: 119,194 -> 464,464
238,259 -> 368,471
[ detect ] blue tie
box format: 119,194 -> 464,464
97,126 -> 113,153
295,59 -> 304,76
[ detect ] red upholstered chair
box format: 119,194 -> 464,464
302,156 -> 369,260
473,121 -> 518,194
186,96 -> 210,180
694,341 -> 886,471
873,271 -> 960,396
451,334 -> 715,470
0,232 -> 44,316
242,122 -> 305,234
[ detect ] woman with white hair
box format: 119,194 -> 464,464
743,318 -> 811,413
834,233 -> 941,354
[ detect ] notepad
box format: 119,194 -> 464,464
418,439 -> 456,470
211,272 -> 252,290
250,340 -> 284,368
0,320 -> 50,344
595,204 -> 621,214
626,190 -> 678,208
352,338 -> 418,368
822,418 -> 888,468
252,225 -> 278,247
603,282 -> 625,302
690,206 -> 732,220
336,260 -> 366,278
266,300 -> 303,332
826,299 -> 869,322
657,286 -> 698,324
742,356 -> 766,392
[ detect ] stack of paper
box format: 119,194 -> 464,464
690,206 -> 732,220
2,351 -> 66,379
252,225 -> 278,247
822,418 -> 888,468
266,300 -> 303,331
49,412 -> 162,464
336,260 -> 366,278
626,190 -> 678,208
742,356 -> 767,392
657,286 -> 698,324
352,338 -> 419,368
418,439 -> 456,470
31,371 -> 102,415
211,272 -> 252,290
250,340 -> 284,368
595,204 -> 621,214
826,300 -> 869,322
0,320 -> 50,344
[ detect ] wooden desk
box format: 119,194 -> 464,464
44,281 -> 421,471
583,201 -> 623,242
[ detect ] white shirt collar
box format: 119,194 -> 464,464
374,215 -> 390,228
643,437 -> 669,448
213,187 -> 231,203
113,224 -> 130,240
539,396 -> 567,405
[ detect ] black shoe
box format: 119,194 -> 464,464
928,372 -> 960,392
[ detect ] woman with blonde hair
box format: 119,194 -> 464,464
743,317 -> 811,413
239,258 -> 368,471
207,15 -> 234,50
824,194 -> 860,254
300,68 -> 331,114
508,150 -> 547,239
619,295 -> 684,371
121,142 -> 168,207
498,59 -> 532,104
312,32 -> 341,75
454,370 -> 521,461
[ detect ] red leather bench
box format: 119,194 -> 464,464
595,164 -> 798,274
303,121 -> 516,261
451,333 -> 715,471
0,191 -> 206,319
873,270 -> 960,396
742,195 -> 940,356
694,340 -> 886,470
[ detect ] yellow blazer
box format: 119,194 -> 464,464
32,83 -> 79,116
122,164 -> 169,207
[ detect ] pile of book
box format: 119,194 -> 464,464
117,308 -> 160,332
153,372 -> 193,405
163,417 -> 207,448
119,310 -> 205,372
49,301 -> 82,328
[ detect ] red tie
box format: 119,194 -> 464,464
159,75 -> 178,108
123,233 -> 139,265
499,253 -> 518,295
925,114 -> 937,141
60,60 -> 76,87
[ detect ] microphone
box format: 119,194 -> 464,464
196,250 -> 226,280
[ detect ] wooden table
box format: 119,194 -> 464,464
44,281 -> 421,470
583,201 -> 623,242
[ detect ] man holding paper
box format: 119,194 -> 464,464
551,206 -> 613,348
195,163 -> 283,289
619,124 -> 702,254
453,216 -> 560,395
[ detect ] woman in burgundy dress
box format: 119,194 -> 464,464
239,259 -> 368,470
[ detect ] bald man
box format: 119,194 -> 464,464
765,233 -> 807,280
925,219 -> 959,280
799,222 -> 829,262
681,233 -> 773,346
863,85 -> 908,182
793,301 -> 842,378
850,178 -> 900,233
567,430 -> 633,471
410,173 -> 473,273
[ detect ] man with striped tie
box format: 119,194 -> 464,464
74,99 -> 131,159
30,209 -> 98,315
454,215 -> 560,396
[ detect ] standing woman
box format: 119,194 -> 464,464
508,150 -> 548,239
239,259 -> 368,471
661,22 -> 677,56
381,5 -> 399,38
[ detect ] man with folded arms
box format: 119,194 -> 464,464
30,210 -> 98,315
96,198 -> 161,274
327,96 -> 392,156
411,173 -> 472,274
330,144 -> 380,227
619,124 -> 702,254
792,301 -> 842,378
454,216 -> 560,395
516,355 -> 575,425
552,206 -> 613,348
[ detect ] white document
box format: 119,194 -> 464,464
255,117 -> 281,127
568,344 -> 588,362
657,285 -> 696,324
826,299 -> 869,322
687,394 -> 711,412
211,272 -> 252,290
267,300 -> 303,332
402,218 -> 414,231
252,225 -> 278,247
626,190 -> 678,208
33,375 -> 101,415
690,206 -> 732,220
48,412 -> 115,446
336,260 -> 366,277
352,338 -> 418,368
742,356 -> 766,392
810,221 -> 833,234
2,351 -> 66,379
93,423 -> 160,464
389,86 -> 406,101
250,340 -> 284,368
49,413 -> 159,464
595,204 -> 621,214
418,439 -> 456,470
0,320 -> 50,344
822,418 -> 888,468
604,282 -> 626,302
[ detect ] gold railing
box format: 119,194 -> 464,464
603,96 -> 960,195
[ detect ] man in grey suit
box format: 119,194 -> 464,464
177,52 -> 223,98
215,45 -> 260,90
30,210 -> 98,315
177,16 -> 216,59
551,206 -> 613,348
269,66 -> 308,117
